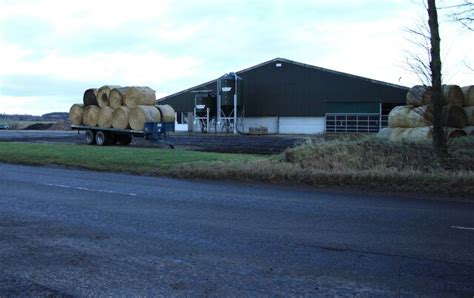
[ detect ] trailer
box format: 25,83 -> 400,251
71,122 -> 175,148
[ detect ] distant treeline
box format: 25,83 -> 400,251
1,112 -> 69,121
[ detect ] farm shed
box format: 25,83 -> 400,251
158,58 -> 408,134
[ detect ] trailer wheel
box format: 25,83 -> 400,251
85,130 -> 96,145
117,135 -> 132,145
95,131 -> 110,146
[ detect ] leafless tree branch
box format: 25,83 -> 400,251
443,0 -> 474,30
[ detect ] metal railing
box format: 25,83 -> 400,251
325,113 -> 388,133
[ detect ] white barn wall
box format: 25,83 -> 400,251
243,117 -> 278,133
244,117 -> 325,134
279,117 -> 325,134
175,123 -> 188,131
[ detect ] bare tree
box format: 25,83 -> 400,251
405,1 -> 448,161
446,0 -> 474,30
427,0 -> 448,159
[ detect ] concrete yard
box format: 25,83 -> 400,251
0,130 -> 305,154
0,163 -> 473,296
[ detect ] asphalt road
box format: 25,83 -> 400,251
0,163 -> 473,296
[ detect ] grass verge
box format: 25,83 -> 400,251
0,137 -> 473,196
0,142 -> 258,173
165,136 -> 474,196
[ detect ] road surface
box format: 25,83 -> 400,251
0,163 -> 473,296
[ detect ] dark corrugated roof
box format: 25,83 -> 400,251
157,57 -> 408,101
158,57 -> 408,117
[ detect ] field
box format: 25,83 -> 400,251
1,120 -> 57,130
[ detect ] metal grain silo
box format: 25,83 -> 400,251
218,73 -> 243,117
191,90 -> 216,133
217,73 -> 243,134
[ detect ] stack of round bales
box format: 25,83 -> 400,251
461,85 -> 474,136
379,84 -> 471,141
69,85 -> 176,131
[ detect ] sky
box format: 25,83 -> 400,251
0,0 -> 473,115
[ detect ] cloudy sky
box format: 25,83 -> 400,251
0,0 -> 473,115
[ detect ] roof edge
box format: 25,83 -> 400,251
157,57 -> 409,101
273,58 -> 409,90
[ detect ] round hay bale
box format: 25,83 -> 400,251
380,127 -> 432,142
97,106 -> 114,128
376,127 -> 392,138
83,88 -> 98,106
422,105 -> 468,128
447,128 -> 466,138
124,86 -> 156,108
388,105 -> 430,128
389,128 -> 406,141
378,127 -> 466,141
462,85 -> 474,107
406,85 -> 432,106
442,105 -> 467,128
442,85 -> 464,107
69,104 -> 84,125
97,85 -> 121,107
82,105 -> 100,126
129,106 -> 161,131
112,106 -> 131,129
377,127 -> 406,141
463,106 -> 474,126
463,126 -> 474,136
404,127 -> 432,141
109,87 -> 130,109
156,104 -> 176,122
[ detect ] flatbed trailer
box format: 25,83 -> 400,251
71,122 -> 175,148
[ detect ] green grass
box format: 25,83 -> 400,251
1,137 -> 473,196
0,142 -> 259,173
165,136 -> 474,196
284,135 -> 474,172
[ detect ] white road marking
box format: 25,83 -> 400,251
44,183 -> 137,197
451,225 -> 474,231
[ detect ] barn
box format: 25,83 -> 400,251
158,57 -> 408,134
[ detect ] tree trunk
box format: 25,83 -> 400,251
427,0 -> 448,160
